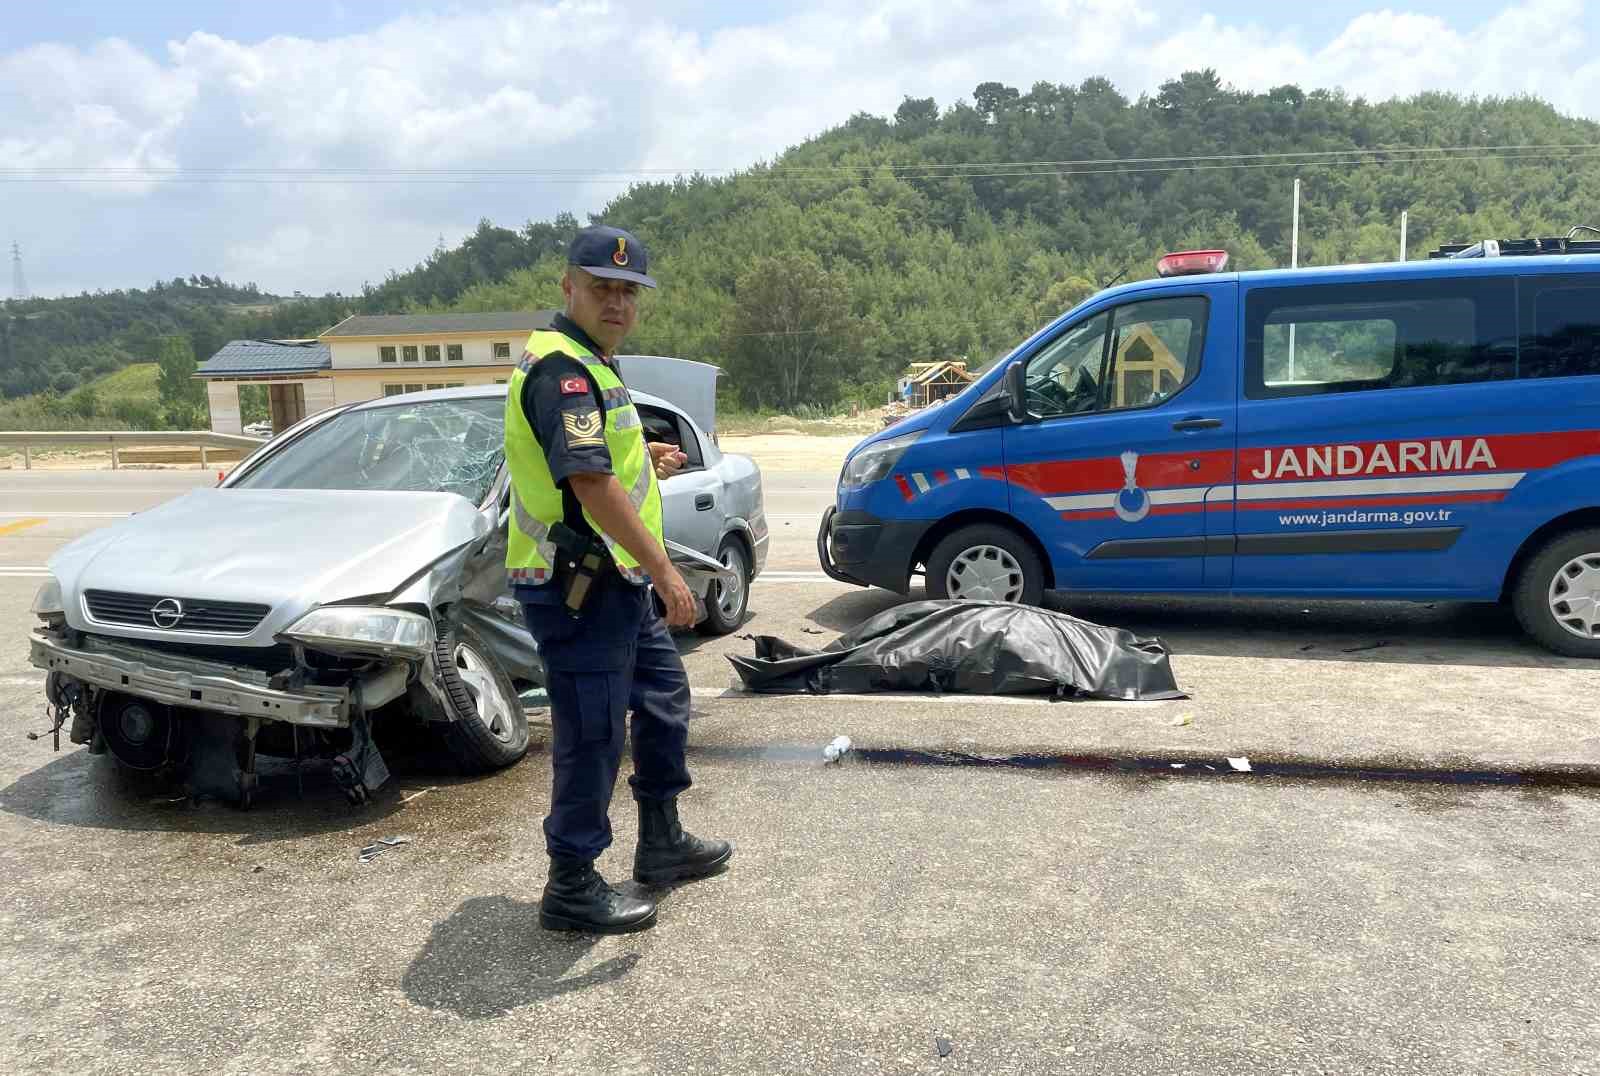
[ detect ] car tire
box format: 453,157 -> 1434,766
698,536 -> 751,636
432,620 -> 530,771
924,524 -> 1045,606
1512,527 -> 1600,658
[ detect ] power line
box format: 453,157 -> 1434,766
2,143 -> 1598,186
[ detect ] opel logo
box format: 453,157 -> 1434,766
150,598 -> 184,629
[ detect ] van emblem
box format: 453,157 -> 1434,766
1114,451 -> 1150,523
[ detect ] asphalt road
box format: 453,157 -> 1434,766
2,467 -> 1599,1075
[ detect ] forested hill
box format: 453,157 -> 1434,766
6,70 -> 1599,414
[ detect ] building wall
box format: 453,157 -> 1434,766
331,369 -> 509,407
206,383 -> 242,435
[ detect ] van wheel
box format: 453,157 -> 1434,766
924,524 -> 1044,606
1512,527 -> 1600,658
432,621 -> 530,771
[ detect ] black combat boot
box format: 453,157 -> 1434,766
633,797 -> 733,885
540,855 -> 657,934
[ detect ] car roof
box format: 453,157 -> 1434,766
342,381 -> 686,425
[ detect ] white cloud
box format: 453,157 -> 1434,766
1,0 -> 1595,297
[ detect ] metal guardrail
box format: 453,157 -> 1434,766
0,430 -> 267,470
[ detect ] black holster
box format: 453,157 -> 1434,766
549,520 -> 610,618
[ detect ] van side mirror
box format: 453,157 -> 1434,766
1005,362 -> 1032,424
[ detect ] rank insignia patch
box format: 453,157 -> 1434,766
562,409 -> 605,447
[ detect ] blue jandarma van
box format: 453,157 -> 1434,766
819,233 -> 1600,656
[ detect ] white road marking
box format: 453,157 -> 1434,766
0,567 -> 51,577
0,675 -> 45,687
0,512 -> 132,519
755,571 -> 846,584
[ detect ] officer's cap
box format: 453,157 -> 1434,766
567,225 -> 657,289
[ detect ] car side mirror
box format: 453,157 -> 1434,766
1005,362 -> 1033,424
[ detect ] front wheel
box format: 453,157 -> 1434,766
924,524 -> 1045,606
1512,527 -> 1600,658
430,620 -> 530,771
698,536 -> 751,636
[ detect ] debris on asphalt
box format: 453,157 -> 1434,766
1167,713 -> 1193,727
1298,644 -> 1316,652
358,835 -> 414,863
936,1037 -> 954,1058
729,599 -> 1186,701
1342,641 -> 1390,654
1227,756 -> 1252,772
251,865 -> 265,874
822,736 -> 852,763
801,627 -> 825,635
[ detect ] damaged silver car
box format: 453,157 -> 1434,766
27,375 -> 766,806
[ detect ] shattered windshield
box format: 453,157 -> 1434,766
233,396 -> 506,504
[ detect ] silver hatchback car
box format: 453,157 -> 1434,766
28,373 -> 767,806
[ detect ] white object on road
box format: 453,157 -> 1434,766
822,735 -> 852,763
1227,756 -> 1252,772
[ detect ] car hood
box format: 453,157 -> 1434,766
51,488 -> 490,646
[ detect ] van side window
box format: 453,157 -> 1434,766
1245,279 -> 1517,399
1521,284 -> 1600,381
1023,296 -> 1207,419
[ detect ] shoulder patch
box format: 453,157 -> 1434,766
562,409 -> 605,448
560,376 -> 588,396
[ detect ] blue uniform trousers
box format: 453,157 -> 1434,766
520,574 -> 693,861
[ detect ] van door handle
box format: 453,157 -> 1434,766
695,493 -> 715,511
1171,417 -> 1223,432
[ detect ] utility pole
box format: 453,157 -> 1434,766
10,241 -> 28,300
1288,179 -> 1300,380
1399,210 -> 1409,262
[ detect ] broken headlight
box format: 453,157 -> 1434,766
281,607 -> 434,660
31,576 -> 65,619
840,431 -> 922,490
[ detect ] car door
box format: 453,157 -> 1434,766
640,400 -> 723,556
1001,283 -> 1238,592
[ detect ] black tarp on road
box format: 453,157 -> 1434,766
727,600 -> 1186,701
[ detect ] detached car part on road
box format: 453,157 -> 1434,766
28,372 -> 767,806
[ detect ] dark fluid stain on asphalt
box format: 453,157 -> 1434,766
688,743 -> 1600,802
402,895 -> 642,1019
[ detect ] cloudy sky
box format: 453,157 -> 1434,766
3,0 -> 1597,298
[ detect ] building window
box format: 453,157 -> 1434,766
380,346 -> 397,363
447,344 -> 464,362
492,342 -> 512,360
405,383 -> 424,394
425,345 -> 441,362
382,384 -> 405,396
493,378 -> 508,384
403,345 -> 419,362
446,382 -> 465,388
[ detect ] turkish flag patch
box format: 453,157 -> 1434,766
560,376 -> 588,396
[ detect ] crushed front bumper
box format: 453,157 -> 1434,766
29,631 -> 352,728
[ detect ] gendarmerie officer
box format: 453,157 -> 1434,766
505,225 -> 731,933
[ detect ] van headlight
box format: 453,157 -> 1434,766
840,431 -> 923,490
31,576 -> 65,619
281,607 -> 434,659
